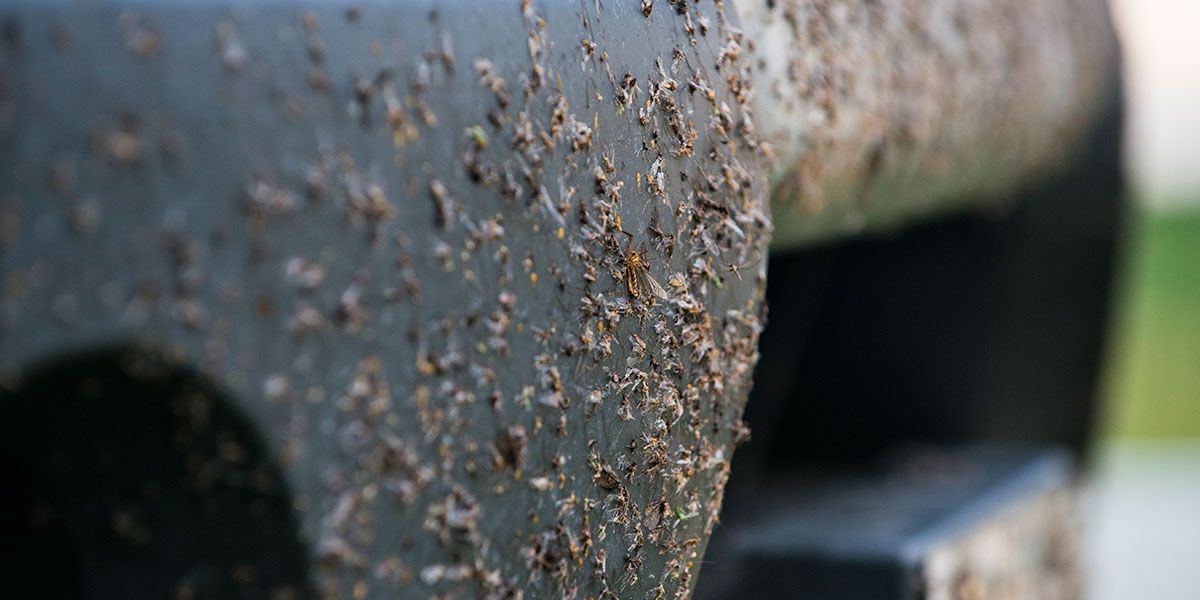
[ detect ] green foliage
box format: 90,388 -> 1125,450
1105,205 -> 1200,438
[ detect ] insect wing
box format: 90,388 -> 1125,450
641,269 -> 670,301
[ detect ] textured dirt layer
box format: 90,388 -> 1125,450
740,0 -> 1119,247
0,1 -> 769,598
924,489 -> 1080,600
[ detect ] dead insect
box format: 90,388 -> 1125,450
593,462 -> 621,492
429,179 -> 455,229
724,256 -> 761,281
494,425 -> 528,472
647,210 -> 675,258
642,0 -> 654,17
570,118 -> 593,152
466,124 -> 488,149
619,234 -> 668,301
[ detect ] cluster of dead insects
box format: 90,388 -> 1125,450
410,2 -> 770,597
3,3 -> 769,599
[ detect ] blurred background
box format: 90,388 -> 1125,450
1090,0 -> 1200,597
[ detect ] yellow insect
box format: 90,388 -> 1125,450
725,255 -> 762,281
621,236 -> 669,301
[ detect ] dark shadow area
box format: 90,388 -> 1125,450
745,67 -> 1124,473
0,346 -> 312,599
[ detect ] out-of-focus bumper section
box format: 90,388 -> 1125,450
741,0 -> 1121,248
699,1 -> 1125,593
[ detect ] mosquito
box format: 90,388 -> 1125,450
646,209 -> 675,259
724,255 -> 762,281
619,232 -> 669,302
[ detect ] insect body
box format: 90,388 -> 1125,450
725,255 -> 762,281
620,236 -> 669,302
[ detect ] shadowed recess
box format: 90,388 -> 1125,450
0,346 -> 312,599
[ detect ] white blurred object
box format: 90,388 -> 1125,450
1111,0 -> 1200,204
1087,440 -> 1200,599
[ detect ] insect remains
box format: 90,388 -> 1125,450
619,233 -> 668,302
724,255 -> 762,281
